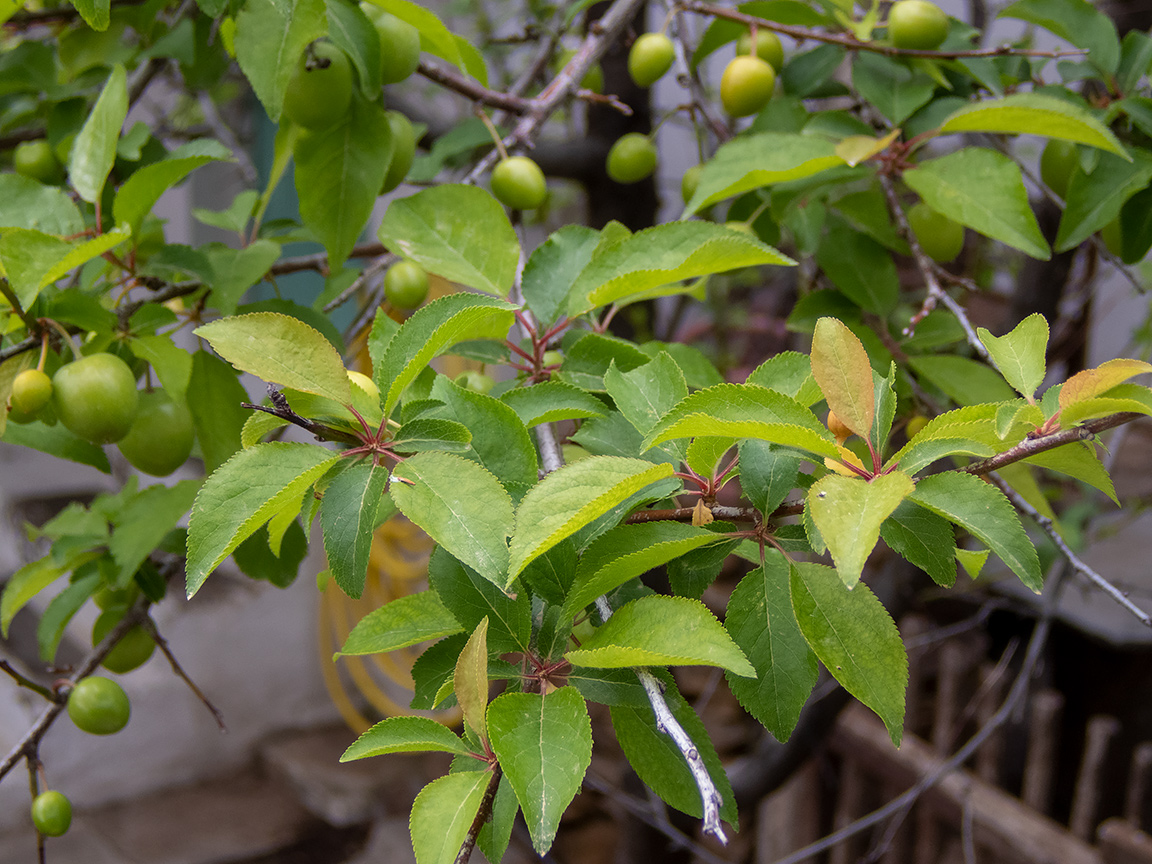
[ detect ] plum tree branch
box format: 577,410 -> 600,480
991,475 -> 1152,628
679,1 -> 1088,59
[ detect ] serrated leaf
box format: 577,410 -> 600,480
409,771 -> 490,864
609,673 -> 737,824
565,595 -> 755,677
903,147 -> 1050,260
790,562 -> 907,746
956,547 -> 991,579
326,0 -> 382,97
1059,358 -> 1152,411
196,312 -> 352,404
2,420 -> 112,473
391,452 -> 513,588
880,500 -> 957,586
295,97 -> 391,268
0,175 -> 83,235
186,442 -> 341,596
377,185 -> 517,295
725,553 -> 818,740
500,380 -> 607,427
38,571 -> 101,663
113,140 -> 233,237
561,522 -> 732,623
508,457 -> 673,584
567,222 -> 794,315
809,472 -> 914,587
1,554 -> 95,639
851,52 -> 935,124
487,688 -> 592,855
746,351 -> 822,405
188,350 -> 250,473
320,459 -> 389,598
339,589 -> 463,655
604,353 -> 689,440
455,617 -> 489,743
977,313 -> 1049,401
521,224 -> 599,326
909,471 -> 1042,592
233,0 -> 327,121
204,239 -> 283,316
427,547 -> 530,653
909,355 -> 1018,406
940,94 -> 1127,156
1055,151 -> 1152,252
342,716 -> 473,761
643,383 -> 839,459
391,417 -> 472,454
128,335 -> 194,404
68,64 -> 128,203
108,480 -> 200,588
739,439 -> 803,517
368,0 -> 487,84
71,0 -> 110,28
811,317 -> 875,439
377,292 -> 517,415
428,376 -> 537,487
682,132 -> 844,215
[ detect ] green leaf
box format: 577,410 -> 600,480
739,440 -> 803,516
609,674 -> 737,824
233,0 -> 327,121
377,293 -> 517,415
389,417 -> 471,454
0,174 -> 83,235
377,185 -> 518,295
68,64 -> 128,204
326,0 -> 382,97
295,97 -> 391,268
909,471 -> 1042,592
196,312 -> 352,404
561,522 -> 733,623
940,94 -> 1127,157
428,376 -> 537,487
0,226 -> 131,309
108,481 -> 200,588
643,383 -> 839,459
604,353 -> 689,439
1000,0 -> 1120,76
746,351 -> 822,405
186,442 -> 342,597
320,460 -> 389,598
339,589 -> 463,656
816,221 -> 900,314
369,0 -> 487,84
128,335 -> 194,404
487,688 -> 592,855
1058,383 -> 1152,426
566,595 -> 755,677
811,317 -> 875,439
500,380 -> 607,427
520,224 -> 599,326
508,457 -> 674,584
1,554 -> 93,638
956,547 -> 991,579
908,355 -> 1018,406
427,547 -> 530,653
851,52 -> 935,125
809,472 -> 914,587
409,771 -> 490,864
1025,443 -> 1117,503
682,132 -> 844,215
187,351 -> 250,473
1055,151 -> 1152,252
790,562 -> 907,746
903,147 -> 1050,260
1,420 -> 111,473
341,716 -> 473,761
113,140 -> 233,237
567,222 -> 794,315
880,500 -> 958,587
725,554 -> 818,740
71,0 -> 110,29
391,452 -> 514,589
454,617 -> 489,742
38,571 -> 101,663
203,240 -> 283,316
977,313 -> 1049,401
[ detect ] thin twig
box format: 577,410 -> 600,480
454,765 -> 502,864
418,60 -> 533,114
626,504 -> 759,523
962,412 -> 1142,475
0,661 -> 56,702
992,476 -> 1152,628
679,1 -> 1088,59
138,615 -> 227,730
664,1 -> 730,144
